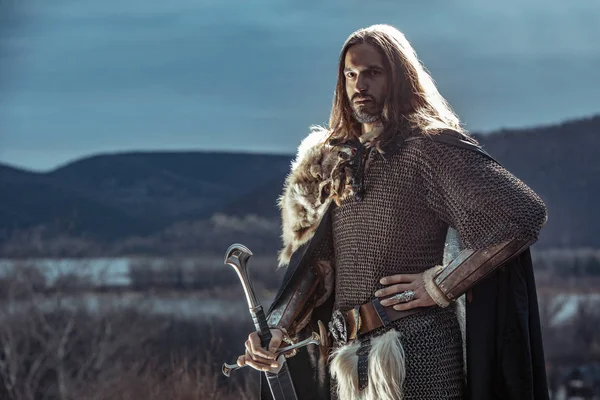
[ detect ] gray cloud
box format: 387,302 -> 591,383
1,0 -> 599,170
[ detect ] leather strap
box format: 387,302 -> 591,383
344,300 -> 428,341
356,338 -> 372,391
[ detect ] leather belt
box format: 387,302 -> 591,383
342,300 -> 430,342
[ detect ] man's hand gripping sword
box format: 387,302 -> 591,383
221,244 -> 322,377
223,333 -> 321,376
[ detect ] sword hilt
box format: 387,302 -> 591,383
252,306 -> 272,348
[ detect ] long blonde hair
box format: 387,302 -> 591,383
328,24 -> 471,144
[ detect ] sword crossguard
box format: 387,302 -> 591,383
222,332 -> 322,377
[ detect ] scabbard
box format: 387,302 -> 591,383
265,358 -> 299,400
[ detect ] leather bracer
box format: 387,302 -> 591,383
433,238 -> 532,302
267,260 -> 333,336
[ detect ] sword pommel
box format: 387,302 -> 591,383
224,243 -> 259,309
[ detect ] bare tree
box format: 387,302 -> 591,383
0,264 -> 168,400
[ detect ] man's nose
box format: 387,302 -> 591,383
356,73 -> 368,92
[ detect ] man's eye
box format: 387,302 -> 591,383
346,72 -> 355,78
371,70 -> 380,76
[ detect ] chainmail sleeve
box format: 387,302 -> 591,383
419,138 -> 548,250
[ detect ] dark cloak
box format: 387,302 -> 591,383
260,132 -> 550,400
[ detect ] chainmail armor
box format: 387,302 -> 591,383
324,135 -> 547,399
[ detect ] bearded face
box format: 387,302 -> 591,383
350,92 -> 384,123
344,42 -> 388,124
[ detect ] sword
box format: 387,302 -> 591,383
222,244 -> 308,400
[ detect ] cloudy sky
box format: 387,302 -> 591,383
1,0 -> 599,171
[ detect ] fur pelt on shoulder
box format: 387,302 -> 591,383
277,126 -> 355,267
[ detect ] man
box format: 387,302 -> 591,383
237,24 -> 549,400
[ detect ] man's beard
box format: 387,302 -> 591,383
351,96 -> 383,123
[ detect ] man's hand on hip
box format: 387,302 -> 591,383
374,272 -> 436,310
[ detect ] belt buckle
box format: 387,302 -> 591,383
328,309 -> 348,346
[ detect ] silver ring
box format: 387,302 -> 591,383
390,290 -> 416,303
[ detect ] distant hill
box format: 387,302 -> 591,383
0,164 -> 156,240
0,115 -> 598,256
0,153 -> 291,243
48,151 -> 292,222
